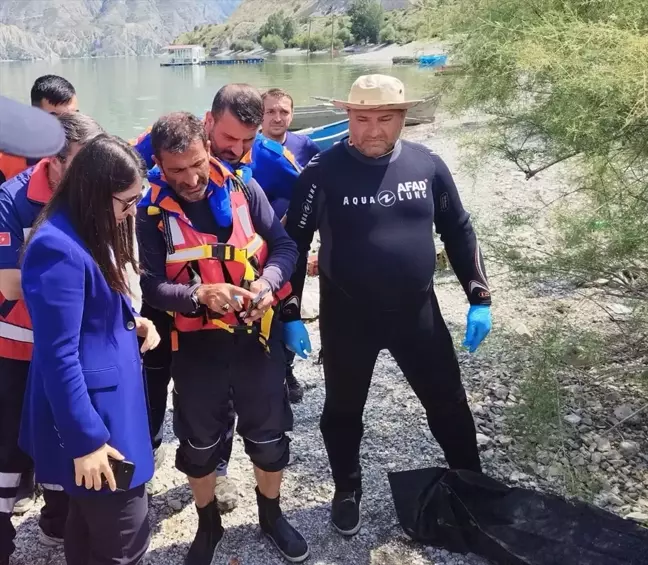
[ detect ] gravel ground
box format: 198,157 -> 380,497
10,113 -> 647,565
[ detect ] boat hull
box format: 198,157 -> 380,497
297,119 -> 349,151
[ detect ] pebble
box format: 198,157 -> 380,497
476,433 -> 492,447
625,512 -> 648,524
596,437 -> 611,452
564,414 -> 582,425
494,385 -> 509,401
167,497 -> 183,512
620,441 -> 640,457
614,404 -> 641,424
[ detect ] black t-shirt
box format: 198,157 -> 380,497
283,139 -> 491,319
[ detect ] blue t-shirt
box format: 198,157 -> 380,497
283,131 -> 320,168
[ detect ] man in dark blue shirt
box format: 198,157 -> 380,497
283,75 -> 493,538
261,88 -> 320,169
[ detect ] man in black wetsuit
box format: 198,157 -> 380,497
282,75 -> 493,536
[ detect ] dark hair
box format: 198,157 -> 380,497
211,84 -> 263,127
28,135 -> 146,295
262,88 -> 294,110
151,111 -> 207,159
30,75 -> 76,107
55,112 -> 103,161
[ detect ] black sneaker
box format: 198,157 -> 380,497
285,367 -> 304,404
331,489 -> 362,536
257,488 -> 309,563
185,500 -> 224,565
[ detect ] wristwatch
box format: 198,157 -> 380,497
190,287 -> 201,311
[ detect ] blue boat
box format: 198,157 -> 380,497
297,119 -> 349,151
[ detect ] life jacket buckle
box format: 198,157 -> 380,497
210,243 -> 239,262
231,323 -> 256,335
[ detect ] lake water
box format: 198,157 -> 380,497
0,55 -> 436,139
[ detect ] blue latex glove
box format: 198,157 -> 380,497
462,305 -> 492,353
283,320 -> 312,359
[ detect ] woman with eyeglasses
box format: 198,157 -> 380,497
19,134 -> 160,565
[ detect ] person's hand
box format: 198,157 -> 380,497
196,283 -> 255,316
307,255 -> 319,277
462,305 -> 492,353
74,444 -> 124,492
284,320 -> 312,359
135,317 -> 161,353
242,279 -> 275,324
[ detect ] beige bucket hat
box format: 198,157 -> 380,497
332,74 -> 424,111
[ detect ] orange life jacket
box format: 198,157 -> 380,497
0,160 -> 52,361
0,153 -> 28,184
146,158 -> 291,351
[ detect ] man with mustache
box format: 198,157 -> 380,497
136,111 -> 309,565
136,86 -> 311,511
283,75 -> 493,537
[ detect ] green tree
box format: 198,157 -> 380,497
230,39 -> 255,52
258,11 -> 296,43
379,24 -> 397,44
336,27 -> 354,46
282,18 -> 296,42
348,0 -> 384,44
301,33 -> 329,52
261,34 -> 285,53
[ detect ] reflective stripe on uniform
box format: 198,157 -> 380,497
244,234 -> 264,257
167,216 -> 185,246
41,483 -> 64,492
0,495 -> 17,513
0,472 -> 21,489
0,321 -> 33,343
236,205 -> 254,239
166,245 -> 213,263
243,435 -> 282,445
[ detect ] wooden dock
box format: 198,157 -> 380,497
160,57 -> 265,67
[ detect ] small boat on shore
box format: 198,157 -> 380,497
297,119 -> 349,151
289,104 -> 346,131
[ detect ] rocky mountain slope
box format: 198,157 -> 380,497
178,0 -> 413,51
0,0 -> 241,60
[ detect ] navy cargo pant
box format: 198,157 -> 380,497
0,358 -> 68,560
140,303 -> 235,474
172,327 -> 292,478
318,275 -> 481,493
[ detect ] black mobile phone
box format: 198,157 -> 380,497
104,457 -> 135,491
244,287 -> 271,319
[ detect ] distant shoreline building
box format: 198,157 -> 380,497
163,45 -> 206,66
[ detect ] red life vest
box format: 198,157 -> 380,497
0,160 -> 52,361
146,158 -> 291,350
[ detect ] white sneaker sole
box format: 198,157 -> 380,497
39,530 -> 64,547
332,501 -> 362,536
265,533 -> 310,563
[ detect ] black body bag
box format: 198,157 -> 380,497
388,467 -> 648,565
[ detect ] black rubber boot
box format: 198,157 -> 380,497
257,488 -> 309,563
185,499 -> 224,565
285,367 -> 304,404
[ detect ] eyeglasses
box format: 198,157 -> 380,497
113,192 -> 143,212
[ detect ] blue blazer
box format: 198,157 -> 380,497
19,209 -> 154,496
